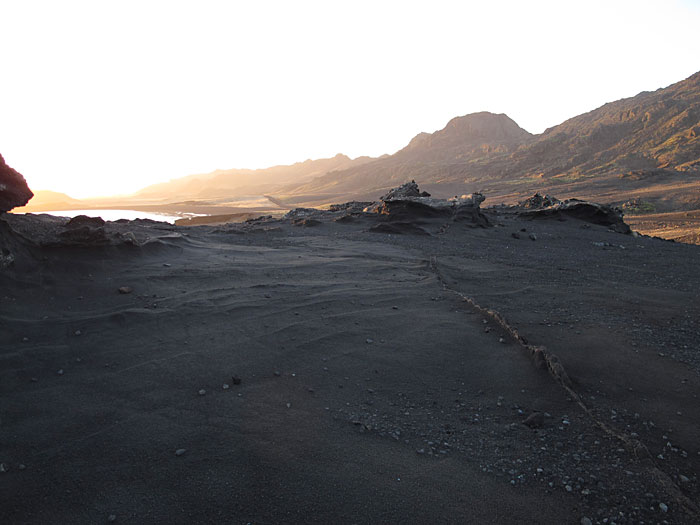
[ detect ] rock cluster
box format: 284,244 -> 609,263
0,153 -> 33,212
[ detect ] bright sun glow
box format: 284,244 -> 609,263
1,0 -> 699,198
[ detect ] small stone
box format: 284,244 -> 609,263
392,306 -> 398,310
581,518 -> 592,525
222,384 -> 230,390
659,502 -> 668,513
499,337 -> 506,343
57,369 -> 64,376
107,515 -> 117,522
565,485 -> 572,492
175,449 -> 186,456
74,330 -> 82,336
163,263 -> 171,267
511,232 -> 521,239
30,377 -> 38,382
0,463 -> 7,473
366,338 -> 374,344
523,412 -> 545,429
286,403 -> 291,408
231,376 -> 242,385
273,371 -> 281,377
22,336 -> 29,342
529,233 -> 537,241
18,464 -> 26,470
679,474 -> 690,483
198,389 -> 206,396
118,286 -> 132,294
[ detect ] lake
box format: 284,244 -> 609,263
29,209 -> 201,224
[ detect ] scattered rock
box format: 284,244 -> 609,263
580,517 -> 592,525
175,449 -> 187,456
57,369 -> 64,376
198,389 -> 206,396
528,233 -> 537,241
511,232 -> 520,239
118,286 -> 132,294
222,383 -> 230,390
659,502 -> 668,513
107,514 -> 117,522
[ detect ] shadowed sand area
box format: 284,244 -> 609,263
1,205 -> 699,524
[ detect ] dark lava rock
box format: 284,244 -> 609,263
520,199 -> 631,233
66,215 -> 106,229
380,180 -> 431,201
0,153 -> 33,212
328,201 -> 373,213
518,192 -> 561,209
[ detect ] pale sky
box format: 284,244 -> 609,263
1,0 -> 699,198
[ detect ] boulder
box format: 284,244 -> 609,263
0,153 -> 33,212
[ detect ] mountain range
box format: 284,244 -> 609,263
18,70 -> 700,218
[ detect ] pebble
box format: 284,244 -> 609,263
581,518 -> 592,525
175,449 -> 187,456
529,233 -> 538,241
118,286 -> 132,294
286,403 -> 291,408
679,474 -> 690,483
499,337 -> 506,343
57,369 -> 64,376
74,330 -> 82,336
392,306 -> 398,310
274,371 -> 281,377
659,502 -> 668,513
108,515 -> 117,522
198,389 -> 206,396
222,384 -> 230,390
18,464 -> 26,470
22,336 -> 29,342
366,338 -> 374,344
0,463 -> 7,473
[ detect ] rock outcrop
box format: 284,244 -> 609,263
518,194 -> 631,233
0,153 -> 33,212
369,181 -> 488,227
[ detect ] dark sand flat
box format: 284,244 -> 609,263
1,209 -> 699,524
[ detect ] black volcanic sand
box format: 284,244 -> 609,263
1,209 -> 699,524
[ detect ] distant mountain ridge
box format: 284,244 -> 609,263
134,153 -> 376,202
277,71 -> 700,208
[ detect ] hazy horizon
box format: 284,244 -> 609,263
2,0 -> 700,199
